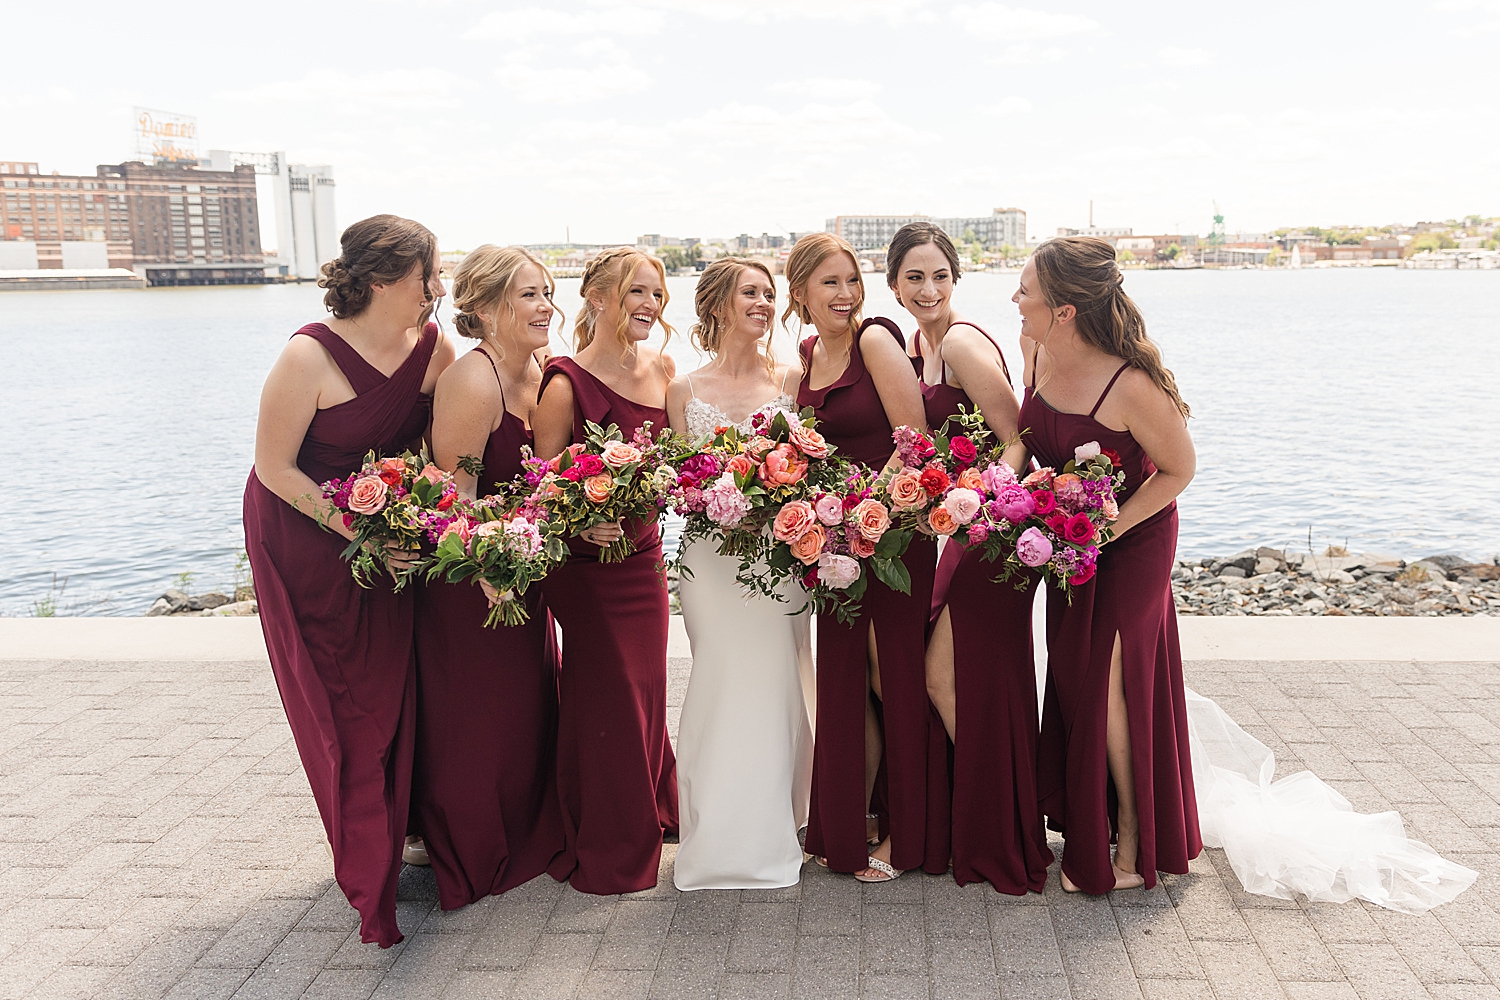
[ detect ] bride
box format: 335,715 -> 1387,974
666,257 -> 815,890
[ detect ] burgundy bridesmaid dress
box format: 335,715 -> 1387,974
912,323 -> 1052,894
242,321 -> 437,947
1020,359 -> 1202,894
797,318 -> 944,876
412,362 -> 564,910
538,357 -> 678,895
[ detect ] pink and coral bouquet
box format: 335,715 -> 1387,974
522,419 -> 685,563
422,494 -> 569,627
877,406 -> 998,549
320,450 -> 459,591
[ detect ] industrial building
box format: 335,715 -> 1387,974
826,208 -> 1027,250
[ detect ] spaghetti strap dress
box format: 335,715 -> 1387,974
912,322 -> 1052,894
1020,360 -> 1201,894
538,356 -> 678,895
412,356 -> 564,910
242,321 -> 437,948
797,318 -> 945,875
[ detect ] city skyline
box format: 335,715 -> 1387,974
7,1 -> 1497,251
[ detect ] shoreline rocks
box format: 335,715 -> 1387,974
1174,547 -> 1500,617
145,588 -> 258,618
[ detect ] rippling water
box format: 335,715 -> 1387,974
2,269 -> 1496,616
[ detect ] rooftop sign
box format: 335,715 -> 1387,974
134,108 -> 198,163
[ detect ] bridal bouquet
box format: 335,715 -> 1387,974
876,408 -> 1001,550
422,494 -> 569,627
975,439 -> 1125,597
320,450 -> 459,591
523,420 -> 681,563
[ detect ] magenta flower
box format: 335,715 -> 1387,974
1016,527 -> 1053,567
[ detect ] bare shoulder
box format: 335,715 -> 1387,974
437,347 -> 500,397
858,323 -> 907,361
943,323 -> 996,361
431,329 -> 459,366
1116,365 -> 1181,423
776,359 -> 803,390
665,373 -> 695,410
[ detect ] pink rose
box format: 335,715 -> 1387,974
848,533 -> 876,558
1074,441 -> 1101,463
744,436 -> 775,461
1063,513 -> 1096,544
814,494 -> 845,526
1102,492 -> 1119,520
574,453 -> 605,477
472,519 -> 506,537
418,463 -> 444,485
1031,489 -> 1057,516
948,435 -> 977,466
789,523 -> 827,565
942,488 -> 982,525
347,475 -> 388,514
439,518 -> 472,545
583,474 -> 614,503
851,498 -> 891,541
1021,467 -> 1054,489
887,469 -> 926,511
789,424 -> 830,459
967,523 -> 990,545
817,552 -> 861,589
772,500 -> 818,542
928,506 -> 958,536
759,443 -> 808,486
727,453 -> 756,478
993,484 -> 1035,523
1016,526 -> 1054,567
1068,561 -> 1097,586
600,441 -> 643,469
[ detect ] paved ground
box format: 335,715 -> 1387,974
3,649 -> 1500,999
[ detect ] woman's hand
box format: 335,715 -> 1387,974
577,522 -> 624,547
381,540 -> 422,580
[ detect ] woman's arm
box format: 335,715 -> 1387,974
432,355 -> 502,501
253,338 -> 354,540
665,375 -> 693,436
860,325 -> 929,472
944,326 -> 1025,472
532,373 -> 576,461
1110,372 -> 1196,540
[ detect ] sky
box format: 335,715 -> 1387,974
7,0 -> 1498,252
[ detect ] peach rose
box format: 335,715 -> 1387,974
849,533 -> 876,559
928,505 -> 958,536
772,500 -> 818,542
887,469 -> 926,511
744,436 -> 775,461
1052,473 -> 1081,492
788,524 -> 827,565
759,443 -> 808,486
727,453 -> 756,478
600,441 -> 643,469
536,471 -> 564,498
439,518 -> 472,545
850,498 -> 891,541
1102,493 -> 1119,520
347,475 -> 388,515
583,474 -> 614,503
418,463 -> 445,485
956,467 -> 984,492
789,424 -> 829,459
472,520 -> 506,537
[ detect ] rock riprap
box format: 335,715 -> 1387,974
145,588 -> 257,617
1173,547 -> 1500,616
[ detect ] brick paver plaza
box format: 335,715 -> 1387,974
4,645 -> 1500,999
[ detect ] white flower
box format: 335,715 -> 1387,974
652,464 -> 678,491
1074,441 -> 1101,463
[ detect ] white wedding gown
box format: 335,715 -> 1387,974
673,392 -> 816,891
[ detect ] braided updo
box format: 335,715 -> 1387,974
317,214 -> 438,319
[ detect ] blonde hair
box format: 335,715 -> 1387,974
691,257 -> 777,379
781,232 -> 863,333
573,247 -> 675,360
1032,236 -> 1191,417
450,245 -> 557,352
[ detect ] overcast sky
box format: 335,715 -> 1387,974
9,1 -> 1497,251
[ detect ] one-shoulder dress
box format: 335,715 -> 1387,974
913,322 -> 1052,894
1020,360 -> 1201,893
412,357 -> 564,909
797,319 -> 945,875
539,356 -> 678,895
242,321 -> 436,948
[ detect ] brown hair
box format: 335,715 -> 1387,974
573,246 -> 675,359
886,221 -> 962,287
781,232 -> 863,333
691,257 -> 777,378
317,214 -> 437,319
1032,236 -> 1190,417
450,245 -> 556,349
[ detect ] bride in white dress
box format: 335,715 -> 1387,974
666,257 -> 815,890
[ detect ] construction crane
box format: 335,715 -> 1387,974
1208,201 -> 1226,247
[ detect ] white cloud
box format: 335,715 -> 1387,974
978,96 -> 1033,116
215,69 -> 465,110
464,5 -> 666,39
1157,46 -> 1211,67
768,78 -> 884,101
950,3 -> 1098,39
493,54 -> 653,104
605,0 -> 938,24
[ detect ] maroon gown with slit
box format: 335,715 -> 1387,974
912,322 -> 1052,894
797,318 -> 944,875
412,361 -> 564,910
242,321 -> 437,948
538,357 -> 678,895
1021,360 -> 1201,894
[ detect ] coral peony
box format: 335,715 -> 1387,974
948,435 -> 978,466
1074,441 -> 1101,463
851,498 -> 891,541
993,483 -> 1035,523
772,500 -> 818,542
790,424 -> 830,458
789,524 -> 827,565
919,466 -> 950,497
1015,526 -> 1054,567
1063,513 -> 1096,544
814,494 -> 845,526
583,474 -> 614,503
1031,489 -> 1057,515
928,506 -> 958,536
942,488 -> 982,525
817,552 -> 861,589
956,467 -> 985,492
727,453 -> 756,478
759,443 -> 809,485
347,475 -> 389,514
600,441 -> 643,469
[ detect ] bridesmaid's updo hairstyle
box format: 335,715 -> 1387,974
574,246 -> 675,360
318,214 -> 438,319
691,257 -> 777,378
885,222 -> 962,288
1032,236 -> 1191,418
781,232 -> 863,333
449,245 -> 557,347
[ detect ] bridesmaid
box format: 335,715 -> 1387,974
1015,236 -> 1202,893
788,232 -> 943,882
244,214 -> 455,947
413,245 -> 565,909
891,222 -> 1053,894
533,246 -> 679,895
